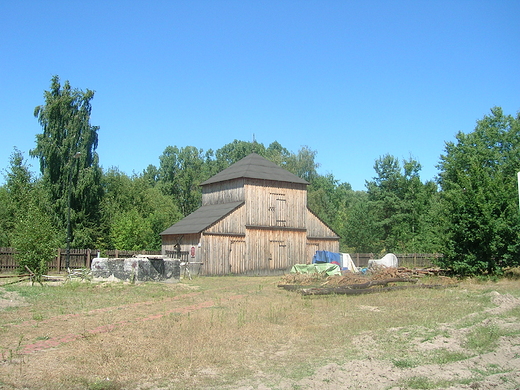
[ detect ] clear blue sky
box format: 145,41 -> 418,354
1,1 -> 519,191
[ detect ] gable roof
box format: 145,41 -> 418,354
200,153 -> 309,186
160,201 -> 244,235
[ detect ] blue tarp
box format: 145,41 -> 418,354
312,251 -> 341,268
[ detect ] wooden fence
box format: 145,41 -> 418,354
0,248 -> 441,274
0,248 -> 162,274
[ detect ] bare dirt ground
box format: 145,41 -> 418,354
226,291 -> 520,390
0,289 -> 28,310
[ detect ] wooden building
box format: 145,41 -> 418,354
160,153 -> 339,275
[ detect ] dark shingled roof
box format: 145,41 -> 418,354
160,201 -> 244,235
200,153 -> 309,186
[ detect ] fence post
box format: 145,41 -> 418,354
57,248 -> 62,274
86,248 -> 91,269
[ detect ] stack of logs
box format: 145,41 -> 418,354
278,266 -> 453,296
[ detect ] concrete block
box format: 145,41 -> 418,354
91,257 -> 180,282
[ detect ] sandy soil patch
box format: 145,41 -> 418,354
0,288 -> 28,310
224,291 -> 520,390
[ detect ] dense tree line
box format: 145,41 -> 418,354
1,77 -> 519,276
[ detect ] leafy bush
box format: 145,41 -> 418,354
437,108 -> 520,275
12,203 -> 60,283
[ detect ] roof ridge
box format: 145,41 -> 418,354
200,153 -> 308,186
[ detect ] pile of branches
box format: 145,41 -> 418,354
279,266 -> 454,296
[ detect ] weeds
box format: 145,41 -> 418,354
463,323 -> 501,353
392,358 -> 418,368
266,304 -> 286,324
1,334 -> 26,378
398,375 -> 438,389
81,378 -> 121,390
31,312 -> 44,321
428,348 -> 468,364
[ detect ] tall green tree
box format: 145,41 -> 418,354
1,149 -> 60,276
0,187 -> 10,247
110,209 -> 155,251
31,76 -> 103,248
307,173 -> 352,228
0,149 -> 34,245
284,146 -> 320,182
5,148 -> 34,209
214,140 -> 266,170
366,154 -> 437,253
437,107 -> 520,275
339,191 -> 382,253
141,164 -> 160,187
100,168 -> 182,250
265,141 -> 291,167
12,198 -> 60,280
158,146 -> 208,216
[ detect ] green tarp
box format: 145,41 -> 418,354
290,263 -> 341,276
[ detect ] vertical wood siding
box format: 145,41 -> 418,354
229,239 -> 246,273
306,238 -> 340,262
205,205 -> 246,235
162,172 -> 341,275
306,210 -> 339,238
245,179 -> 307,228
162,234 -> 203,263
200,234 -> 229,275
202,179 -> 245,205
306,243 -> 320,264
246,228 -> 307,272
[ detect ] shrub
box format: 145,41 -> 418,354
12,203 -> 60,284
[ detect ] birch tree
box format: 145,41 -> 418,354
31,76 -> 103,247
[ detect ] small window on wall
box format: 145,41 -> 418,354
269,193 -> 286,227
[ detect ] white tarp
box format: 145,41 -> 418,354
341,253 -> 358,273
368,253 -> 398,268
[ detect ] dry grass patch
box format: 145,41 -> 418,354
0,276 -> 519,389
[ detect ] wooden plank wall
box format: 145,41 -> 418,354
306,243 -> 319,265
162,234 -> 201,259
201,234 -> 231,275
246,228 -> 307,272
197,228 -> 309,275
244,179 -> 307,228
229,239 -> 246,273
162,233 -> 204,275
200,230 -> 328,275
306,239 -> 340,262
202,179 -> 245,205
205,205 -> 246,235
306,210 -> 339,239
